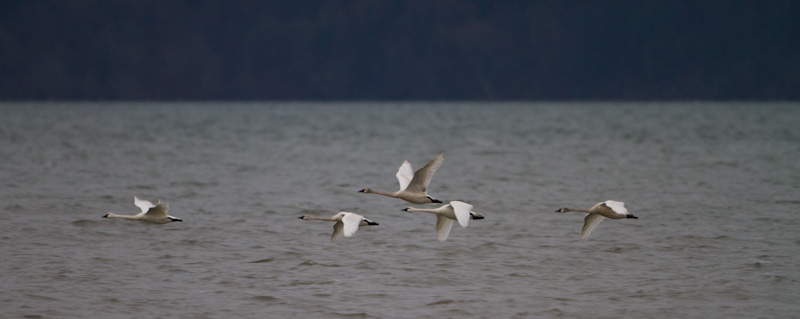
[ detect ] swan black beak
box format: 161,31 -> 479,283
297,216 -> 305,219
627,214 -> 638,219
358,189 -> 366,193
102,214 -> 109,218
401,208 -> 409,211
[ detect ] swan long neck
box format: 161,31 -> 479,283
405,207 -> 438,213
566,208 -> 591,213
367,189 -> 400,198
303,216 -> 336,221
105,213 -> 140,220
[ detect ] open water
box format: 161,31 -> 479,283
1,102 -> 798,318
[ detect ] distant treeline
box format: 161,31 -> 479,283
1,1 -> 798,100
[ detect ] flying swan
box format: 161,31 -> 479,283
359,152 -> 446,204
555,200 -> 637,240
102,196 -> 182,224
402,201 -> 484,241
298,212 -> 379,242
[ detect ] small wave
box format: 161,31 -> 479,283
775,199 -> 800,205
709,160 -> 740,167
286,280 -> 336,286
250,257 -> 275,263
252,295 -> 280,302
297,260 -> 318,267
4,204 -> 24,212
329,312 -> 376,318
170,180 -> 220,188
427,299 -> 455,306
604,247 -> 624,253
179,239 -> 214,246
294,260 -> 344,268
25,294 -> 59,302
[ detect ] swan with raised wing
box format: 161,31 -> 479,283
402,201 -> 484,241
359,152 -> 446,204
298,212 -> 379,242
102,196 -> 182,224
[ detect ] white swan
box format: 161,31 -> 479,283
402,201 -> 484,241
102,196 -> 182,224
298,212 -> 379,242
359,152 -> 446,204
555,200 -> 637,240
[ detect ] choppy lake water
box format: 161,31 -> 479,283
1,102 -> 798,318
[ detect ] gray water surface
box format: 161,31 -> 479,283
1,102 -> 798,318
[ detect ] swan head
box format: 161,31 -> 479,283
297,215 -> 309,219
102,213 -> 110,218
358,188 -> 372,193
401,208 -> 409,212
626,214 -> 638,219
555,208 -> 570,213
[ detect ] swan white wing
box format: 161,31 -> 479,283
435,215 -> 455,242
331,221 -> 346,242
144,200 -> 169,218
134,196 -> 155,213
581,213 -> 605,240
340,212 -> 363,238
405,152 -> 446,193
396,160 -> 414,191
449,201 -> 472,228
603,200 -> 628,216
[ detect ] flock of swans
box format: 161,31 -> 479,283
102,152 -> 638,242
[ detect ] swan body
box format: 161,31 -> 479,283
555,200 -> 637,240
102,196 -> 182,224
403,201 -> 484,241
298,212 -> 379,242
359,152 -> 446,204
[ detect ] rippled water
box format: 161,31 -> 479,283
1,102 -> 798,318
